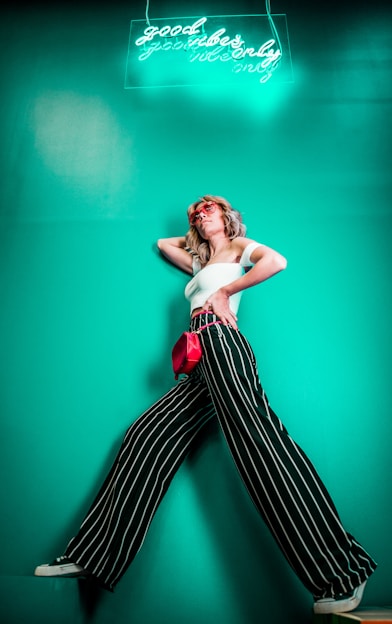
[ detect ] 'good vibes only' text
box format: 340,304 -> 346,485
135,17 -> 282,83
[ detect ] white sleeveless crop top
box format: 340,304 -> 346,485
184,241 -> 262,314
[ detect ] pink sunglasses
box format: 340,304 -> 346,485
189,201 -> 218,226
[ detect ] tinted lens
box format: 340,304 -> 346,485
189,202 -> 217,225
189,211 -> 200,225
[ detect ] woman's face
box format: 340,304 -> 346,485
189,201 -> 226,238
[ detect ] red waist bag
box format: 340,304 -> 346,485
172,320 -> 222,379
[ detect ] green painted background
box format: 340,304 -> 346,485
1,1 -> 391,623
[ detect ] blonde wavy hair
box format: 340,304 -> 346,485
185,195 -> 246,265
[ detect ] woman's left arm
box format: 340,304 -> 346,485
203,242 -> 287,329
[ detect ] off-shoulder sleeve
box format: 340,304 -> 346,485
239,241 -> 263,267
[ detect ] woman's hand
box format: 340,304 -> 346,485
202,289 -> 238,330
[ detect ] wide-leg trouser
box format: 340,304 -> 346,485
65,313 -> 376,593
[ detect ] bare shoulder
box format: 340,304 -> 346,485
232,236 -> 263,253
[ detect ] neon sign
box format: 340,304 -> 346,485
125,15 -> 293,89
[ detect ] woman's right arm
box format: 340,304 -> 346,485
157,237 -> 194,274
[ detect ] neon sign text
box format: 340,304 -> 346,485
135,17 -> 281,84
135,17 -> 209,45
125,14 -> 292,89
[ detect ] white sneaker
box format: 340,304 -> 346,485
34,556 -> 87,578
313,580 -> 367,614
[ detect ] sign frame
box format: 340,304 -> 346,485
125,14 -> 293,89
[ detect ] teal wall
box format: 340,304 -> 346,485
0,1 -> 391,623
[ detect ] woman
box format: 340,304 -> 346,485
35,196 -> 376,614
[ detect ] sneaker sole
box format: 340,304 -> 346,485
34,563 -> 86,578
313,581 -> 367,614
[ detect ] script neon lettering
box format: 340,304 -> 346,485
182,17 -> 207,35
231,39 -> 279,60
159,26 -> 171,37
233,62 -> 274,83
138,41 -> 161,61
188,30 -> 244,50
135,17 -> 207,46
170,25 -> 182,37
133,16 -> 283,85
187,35 -> 209,48
190,48 -> 233,63
135,26 -> 159,44
260,51 -> 281,68
206,28 -> 225,46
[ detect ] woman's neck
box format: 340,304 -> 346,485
208,235 -> 231,259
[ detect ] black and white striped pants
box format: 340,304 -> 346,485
65,312 -> 376,593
